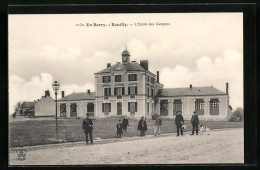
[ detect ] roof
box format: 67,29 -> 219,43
95,61 -> 156,76
157,86 -> 227,97
58,92 -> 95,101
20,102 -> 35,108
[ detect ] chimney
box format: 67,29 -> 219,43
87,89 -> 90,93
190,84 -> 192,89
45,90 -> 50,97
157,71 -> 159,83
226,83 -> 229,95
140,60 -> 148,71
107,63 -> 111,68
62,91 -> 65,98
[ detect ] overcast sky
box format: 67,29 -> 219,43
9,13 -> 243,114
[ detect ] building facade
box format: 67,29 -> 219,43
57,49 -> 231,121
34,91 -> 55,117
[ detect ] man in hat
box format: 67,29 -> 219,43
82,113 -> 93,144
137,116 -> 147,136
122,116 -> 129,134
190,111 -> 199,135
175,111 -> 184,136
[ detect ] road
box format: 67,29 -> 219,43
9,128 -> 243,165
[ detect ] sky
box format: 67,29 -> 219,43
8,13 -> 243,114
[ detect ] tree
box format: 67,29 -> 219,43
229,107 -> 244,122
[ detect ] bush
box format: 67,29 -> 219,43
229,107 -> 244,122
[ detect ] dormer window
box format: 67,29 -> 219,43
115,75 -> 122,82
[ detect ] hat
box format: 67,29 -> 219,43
193,111 -> 197,113
141,116 -> 144,118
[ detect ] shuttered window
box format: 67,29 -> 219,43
128,86 -> 137,95
102,103 -> 111,113
104,88 -> 111,96
103,76 -> 110,83
128,74 -> 137,81
128,102 -> 137,113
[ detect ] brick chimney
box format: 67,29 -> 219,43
61,91 -> 65,98
107,63 -> 111,68
226,83 -> 229,95
157,71 -> 159,83
87,89 -> 90,93
140,60 -> 148,71
45,90 -> 50,97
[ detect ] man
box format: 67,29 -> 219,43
190,111 -> 199,135
82,113 -> 93,144
116,119 -> 123,138
154,115 -> 162,136
137,116 -> 147,136
175,111 -> 184,136
122,116 -> 129,134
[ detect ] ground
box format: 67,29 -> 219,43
9,128 -> 243,165
9,116 -> 244,147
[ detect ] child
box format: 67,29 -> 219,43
116,120 -> 123,138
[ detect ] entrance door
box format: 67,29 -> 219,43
160,100 -> 168,116
117,102 -> 122,115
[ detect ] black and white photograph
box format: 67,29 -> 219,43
8,12 -> 244,165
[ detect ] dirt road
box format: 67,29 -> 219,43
10,128 -> 243,165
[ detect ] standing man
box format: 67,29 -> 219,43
82,113 -> 93,144
137,116 -> 147,136
116,119 -> 123,138
154,115 -> 162,136
190,111 -> 199,135
122,116 -> 129,134
175,111 -> 184,136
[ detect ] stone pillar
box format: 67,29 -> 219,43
67,103 -> 71,117
168,99 -> 173,116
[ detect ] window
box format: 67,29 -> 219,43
103,76 -> 110,83
70,103 -> 77,117
151,89 -> 154,97
87,103 -> 94,112
210,99 -> 219,115
147,102 -> 149,114
151,77 -> 155,84
173,100 -> 182,115
104,88 -> 111,96
114,87 -> 125,96
195,99 -> 204,115
115,75 -> 121,82
146,75 -> 149,82
128,102 -> 137,113
128,86 -> 137,95
102,103 -> 111,113
147,87 -> 150,96
60,104 -> 66,113
128,74 -> 137,81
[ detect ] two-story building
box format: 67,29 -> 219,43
57,49 -> 232,121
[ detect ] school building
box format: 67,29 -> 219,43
57,49 -> 232,121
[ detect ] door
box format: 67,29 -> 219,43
117,102 -> 122,115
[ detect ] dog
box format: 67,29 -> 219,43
199,124 -> 210,135
182,124 -> 187,131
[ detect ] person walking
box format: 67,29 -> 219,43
82,113 -> 93,144
137,116 -> 147,136
175,111 -> 184,136
154,115 -> 162,136
190,111 -> 199,135
122,116 -> 129,134
116,119 -> 123,138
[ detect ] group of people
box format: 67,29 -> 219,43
82,111 -> 200,144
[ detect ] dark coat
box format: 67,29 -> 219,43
122,118 -> 129,129
83,118 -> 93,132
116,123 -> 123,134
155,118 -> 162,126
175,114 -> 184,124
191,114 -> 199,125
138,119 -> 147,131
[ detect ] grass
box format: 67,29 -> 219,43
9,117 -> 243,147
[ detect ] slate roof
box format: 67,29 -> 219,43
157,86 -> 227,97
95,62 -> 156,76
20,102 -> 35,108
58,92 -> 95,101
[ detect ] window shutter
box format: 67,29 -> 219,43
128,87 -> 130,95
109,103 -> 111,112
135,87 -> 137,94
104,88 -> 106,96
135,102 -> 137,112
102,103 -> 104,112
108,76 -> 110,82
114,88 -> 117,96
128,102 -> 130,112
135,74 -> 137,81
109,88 -> 111,96
103,76 -> 104,83
122,87 -> 125,95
